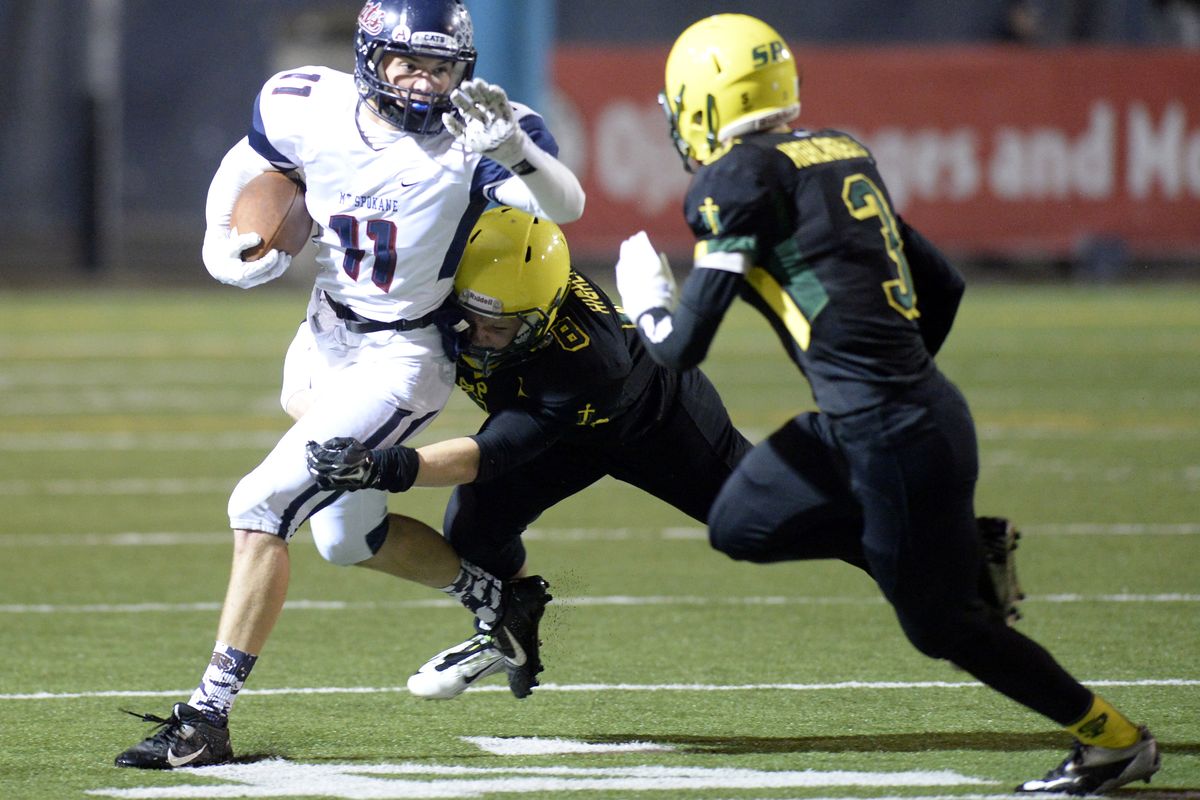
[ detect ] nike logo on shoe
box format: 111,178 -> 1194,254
461,660 -> 500,685
166,744 -> 207,768
500,626 -> 527,667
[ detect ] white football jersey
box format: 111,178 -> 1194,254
247,66 -> 551,321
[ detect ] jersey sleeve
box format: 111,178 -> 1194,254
634,147 -> 778,370
470,408 -> 561,482
685,145 -> 783,253
471,104 -> 559,201
247,68 -> 335,171
468,372 -> 628,481
899,216 -> 965,356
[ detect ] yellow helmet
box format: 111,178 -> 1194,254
454,206 -> 571,375
661,14 -> 801,169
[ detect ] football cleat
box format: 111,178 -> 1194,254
977,515 -> 1025,623
490,575 -> 552,699
407,633 -> 505,700
1017,727 -> 1161,795
114,703 -> 233,769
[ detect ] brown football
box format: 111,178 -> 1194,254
231,171 -> 313,261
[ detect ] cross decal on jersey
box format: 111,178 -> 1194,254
575,404 -> 610,427
699,196 -> 722,236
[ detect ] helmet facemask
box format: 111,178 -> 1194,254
356,44 -> 472,133
458,290 -> 565,377
658,88 -> 720,173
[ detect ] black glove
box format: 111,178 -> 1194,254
305,437 -> 379,490
306,437 -> 422,493
432,299 -> 471,362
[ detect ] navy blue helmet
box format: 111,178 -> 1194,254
354,0 -> 477,134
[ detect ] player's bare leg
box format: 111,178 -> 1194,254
357,514 -> 533,639
115,530 -> 285,769
217,530 -> 290,653
356,513 -> 461,587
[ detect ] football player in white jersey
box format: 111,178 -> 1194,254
114,0 -> 584,770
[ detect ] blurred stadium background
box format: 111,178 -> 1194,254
2,6 -> 1198,795
1,0 -> 1199,284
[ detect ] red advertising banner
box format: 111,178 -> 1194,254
551,46 -> 1200,261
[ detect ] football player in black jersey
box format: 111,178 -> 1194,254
307,206 -> 752,698
309,206 -> 1025,701
613,13 -> 1159,796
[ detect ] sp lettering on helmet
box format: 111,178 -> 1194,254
752,40 -> 789,67
660,14 -> 801,170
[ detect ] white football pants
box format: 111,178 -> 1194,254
228,288 -> 454,565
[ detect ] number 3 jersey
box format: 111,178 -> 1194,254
246,66 -> 558,321
684,129 -> 950,417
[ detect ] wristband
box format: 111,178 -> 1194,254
370,446 -> 420,492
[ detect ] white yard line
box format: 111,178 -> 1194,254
84,761 -> 994,799
6,677 -> 1198,702
0,431 -> 283,451
0,477 -> 238,496
1,593 -> 1198,616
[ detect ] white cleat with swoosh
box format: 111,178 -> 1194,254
407,633 -> 506,699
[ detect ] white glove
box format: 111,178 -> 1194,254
616,231 -> 677,320
202,228 -> 292,289
442,79 -> 529,169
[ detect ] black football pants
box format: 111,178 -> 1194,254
706,371 -> 1094,726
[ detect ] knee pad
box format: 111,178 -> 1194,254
308,492 -> 389,566
706,493 -> 775,563
707,521 -> 754,561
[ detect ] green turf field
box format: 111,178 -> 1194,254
0,283 -> 1197,799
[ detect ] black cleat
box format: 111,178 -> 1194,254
491,575 -> 552,699
114,703 -> 233,769
977,515 -> 1025,623
1017,726 -> 1160,795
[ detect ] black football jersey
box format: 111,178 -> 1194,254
457,271 -> 677,463
685,129 -> 936,416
